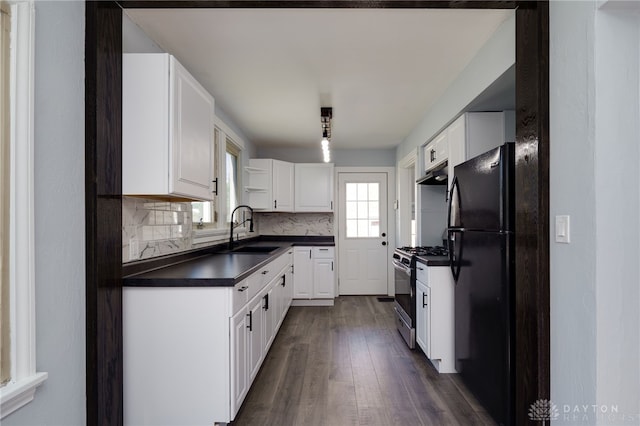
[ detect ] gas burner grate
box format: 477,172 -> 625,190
397,246 -> 449,257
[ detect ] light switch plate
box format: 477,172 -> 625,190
555,215 -> 570,243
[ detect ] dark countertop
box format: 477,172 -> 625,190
415,255 -> 450,267
123,236 -> 334,288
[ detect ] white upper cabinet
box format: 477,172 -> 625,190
123,53 -> 215,201
294,163 -> 334,212
246,159 -> 294,212
272,160 -> 294,211
423,130 -> 448,172
446,111 -> 515,188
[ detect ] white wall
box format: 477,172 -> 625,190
550,1 -> 598,419
593,4 -> 639,422
550,1 -> 640,423
3,1 -> 86,425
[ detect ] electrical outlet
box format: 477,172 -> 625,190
129,238 -> 139,260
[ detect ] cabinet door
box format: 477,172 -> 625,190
424,131 -> 447,171
447,115 -> 466,187
283,264 -> 293,316
248,296 -> 264,381
293,247 -> 313,299
275,272 -> 287,330
313,258 -> 335,298
262,285 -> 277,353
230,309 -> 248,416
294,164 -> 334,212
416,280 -> 427,354
170,56 -> 215,200
272,160 -> 294,211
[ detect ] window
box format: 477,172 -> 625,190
0,1 -> 47,419
191,119 -> 244,237
225,142 -> 239,223
345,182 -> 380,238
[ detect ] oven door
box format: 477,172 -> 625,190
393,258 -> 413,327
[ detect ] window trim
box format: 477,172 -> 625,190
0,1 -> 47,419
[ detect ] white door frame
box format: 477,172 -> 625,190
397,149 -> 418,248
334,167 -> 396,296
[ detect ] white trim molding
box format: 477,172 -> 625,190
0,1 -> 47,419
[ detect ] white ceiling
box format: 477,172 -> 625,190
125,8 -> 513,150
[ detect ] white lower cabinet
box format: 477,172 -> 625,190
416,279 -> 431,357
415,261 -> 456,374
231,308 -> 249,413
292,246 -> 335,305
124,251 -> 293,425
292,247 -> 313,299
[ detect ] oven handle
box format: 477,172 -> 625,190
392,259 -> 411,275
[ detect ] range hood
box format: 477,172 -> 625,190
417,161 -> 448,185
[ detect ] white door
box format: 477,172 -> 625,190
338,173 -> 388,295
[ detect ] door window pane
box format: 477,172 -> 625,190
344,182 -> 380,238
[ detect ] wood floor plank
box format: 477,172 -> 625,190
231,296 -> 496,426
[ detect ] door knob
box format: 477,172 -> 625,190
382,241 -> 387,246
382,232 -> 386,237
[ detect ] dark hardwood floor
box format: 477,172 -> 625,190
232,296 -> 496,426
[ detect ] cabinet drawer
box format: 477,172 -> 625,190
253,252 -> 290,293
416,261 -> 428,284
232,279 -> 250,315
313,247 -> 334,259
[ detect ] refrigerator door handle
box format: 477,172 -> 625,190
447,229 -> 463,282
447,176 -> 461,229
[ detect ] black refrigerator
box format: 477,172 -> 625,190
447,143 -> 515,426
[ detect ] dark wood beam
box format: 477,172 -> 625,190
85,2 -> 549,425
514,1 -> 550,424
85,2 -> 124,425
119,0 -> 515,9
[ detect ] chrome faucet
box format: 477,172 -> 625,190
229,205 -> 254,250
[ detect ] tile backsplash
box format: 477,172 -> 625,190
122,198 -> 335,263
122,197 -> 193,263
256,212 -> 334,236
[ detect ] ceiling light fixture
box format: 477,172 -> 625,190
320,107 -> 332,163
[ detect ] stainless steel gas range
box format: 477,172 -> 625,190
392,246 -> 448,349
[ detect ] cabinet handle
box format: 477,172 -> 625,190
417,267 -> 424,271
281,274 -> 286,287
247,311 -> 252,331
263,294 -> 269,311
237,285 -> 248,292
330,201 -> 333,210
331,261 -> 334,271
212,178 -> 218,195
309,250 -> 311,259
319,248 -> 328,251
423,293 -> 428,308
262,270 -> 269,275
430,149 -> 436,162
274,200 -> 277,209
